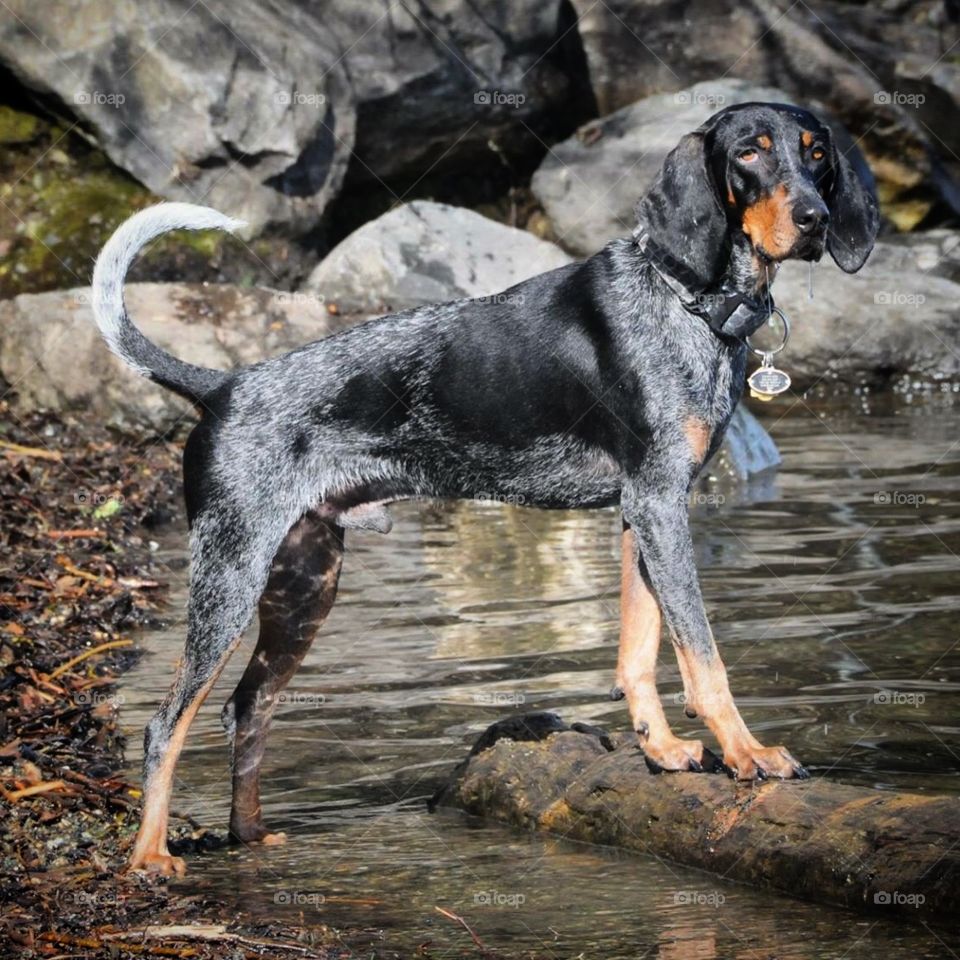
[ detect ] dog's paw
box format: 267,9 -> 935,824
721,744 -> 809,781
128,852 -> 187,877
640,734 -> 714,773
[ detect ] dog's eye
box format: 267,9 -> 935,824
811,147 -> 825,161
738,149 -> 759,163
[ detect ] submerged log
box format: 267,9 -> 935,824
431,714 -> 960,922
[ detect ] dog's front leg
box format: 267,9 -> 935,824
622,480 -> 808,781
617,523 -> 710,772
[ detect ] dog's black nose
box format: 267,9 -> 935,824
792,203 -> 829,235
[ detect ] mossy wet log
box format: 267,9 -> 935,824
431,714 -> 960,922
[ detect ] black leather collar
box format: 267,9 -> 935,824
633,231 -> 772,341
687,287 -> 773,340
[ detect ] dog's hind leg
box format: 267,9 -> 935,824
128,509 -> 285,876
221,514 -> 344,845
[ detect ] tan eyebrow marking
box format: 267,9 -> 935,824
801,130 -> 814,148
757,134 -> 773,150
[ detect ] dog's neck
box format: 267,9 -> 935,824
633,229 -> 776,340
721,234 -> 779,300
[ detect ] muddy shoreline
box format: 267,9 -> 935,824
0,404 -> 367,958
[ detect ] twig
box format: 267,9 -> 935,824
0,440 -> 62,461
47,528 -> 105,540
434,906 -> 489,955
102,925 -> 323,955
38,931 -> 199,957
6,780 -> 71,801
48,639 -> 133,680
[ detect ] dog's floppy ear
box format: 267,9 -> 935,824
634,129 -> 729,292
826,138 -> 879,273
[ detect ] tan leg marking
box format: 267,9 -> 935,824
683,416 -> 711,467
128,639 -> 240,876
617,529 -> 704,770
673,643 -> 804,780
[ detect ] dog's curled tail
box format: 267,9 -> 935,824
91,202 -> 247,402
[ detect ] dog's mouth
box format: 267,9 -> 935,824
753,232 -> 826,265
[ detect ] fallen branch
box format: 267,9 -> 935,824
432,713 -> 960,923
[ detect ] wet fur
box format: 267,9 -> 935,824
90,102 -> 879,871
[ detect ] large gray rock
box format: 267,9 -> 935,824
322,1 -> 578,185
532,79 -> 793,256
0,1 -> 355,234
0,284 -> 344,432
303,201 -> 574,313
569,0 -> 960,227
769,233 -> 960,386
0,0 -> 577,233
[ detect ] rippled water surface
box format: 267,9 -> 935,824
121,394 -> 960,958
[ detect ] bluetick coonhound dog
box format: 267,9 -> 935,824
91,102 -> 878,875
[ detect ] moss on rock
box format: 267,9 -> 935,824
0,105 -> 310,298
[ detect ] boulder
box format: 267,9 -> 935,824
303,200 -> 574,313
0,0 -> 580,234
0,284 -> 344,432
0,1 -> 355,235
323,0 -> 584,185
767,234 -> 960,386
568,0 -> 960,226
532,79 -> 795,256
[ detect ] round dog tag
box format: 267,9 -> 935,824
746,308 -> 792,401
748,363 -> 791,401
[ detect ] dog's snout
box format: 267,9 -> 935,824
792,200 -> 829,235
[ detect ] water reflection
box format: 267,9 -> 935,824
121,395 -> 960,957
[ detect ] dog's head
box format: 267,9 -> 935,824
635,102 -> 879,291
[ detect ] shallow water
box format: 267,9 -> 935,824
120,393 -> 960,957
